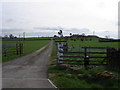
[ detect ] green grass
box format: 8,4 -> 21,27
50,75 -> 91,88
68,40 -> 119,49
49,61 -> 119,88
51,42 -> 57,60
2,40 -> 50,62
23,40 -> 50,54
48,40 -> 120,88
48,61 -> 119,88
2,37 -> 52,41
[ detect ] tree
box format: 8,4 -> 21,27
82,33 -> 85,36
60,30 -> 62,34
70,33 -> 72,36
58,30 -> 63,37
105,35 -> 109,39
14,36 -> 17,38
58,32 -> 61,36
9,34 -> 14,39
4,35 -> 8,38
54,35 -> 58,37
81,33 -> 85,41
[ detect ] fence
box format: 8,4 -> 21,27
2,43 -> 23,57
56,41 -> 111,69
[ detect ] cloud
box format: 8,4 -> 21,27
2,28 -> 24,32
34,26 -> 90,33
95,30 -> 118,39
34,26 -> 91,36
5,19 -> 15,23
1,28 -> 25,35
65,28 -> 90,33
2,26 -> 90,37
1,27 -> 118,38
1,27 -> 58,37
26,32 -> 57,37
1,1 -> 118,38
34,26 -> 59,31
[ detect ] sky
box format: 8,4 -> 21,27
0,0 -> 119,38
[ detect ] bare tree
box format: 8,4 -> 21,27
58,30 -> 63,37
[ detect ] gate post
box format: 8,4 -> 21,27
106,47 -> 110,65
57,43 -> 63,64
84,47 -> 89,70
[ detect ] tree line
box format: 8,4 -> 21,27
3,34 -> 17,39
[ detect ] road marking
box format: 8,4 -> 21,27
48,79 -> 58,88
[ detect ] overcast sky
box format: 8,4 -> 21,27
0,0 -> 119,38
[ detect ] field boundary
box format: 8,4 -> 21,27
2,43 -> 23,57
55,41 -> 113,69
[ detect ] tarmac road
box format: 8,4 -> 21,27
2,41 -> 56,89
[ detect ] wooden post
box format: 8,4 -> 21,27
107,47 -> 116,66
106,47 -> 109,65
16,43 -> 19,55
19,43 -> 22,55
21,43 -> 23,54
84,47 -> 89,70
3,46 -> 7,57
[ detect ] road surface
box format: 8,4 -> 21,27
2,41 -> 56,89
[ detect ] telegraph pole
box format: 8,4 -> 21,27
19,34 -> 21,42
23,32 -> 25,40
93,31 -> 95,35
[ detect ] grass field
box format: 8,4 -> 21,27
2,39 -> 50,62
68,40 -> 119,49
48,38 -> 120,88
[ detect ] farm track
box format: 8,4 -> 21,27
2,41 -> 56,88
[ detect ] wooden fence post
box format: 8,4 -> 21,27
19,43 -> 22,55
16,43 -> 19,55
3,46 -> 7,57
107,47 -> 110,65
106,47 -> 110,65
21,43 -> 23,54
84,47 -> 89,70
107,47 -> 117,67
